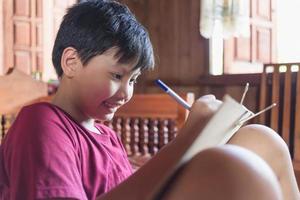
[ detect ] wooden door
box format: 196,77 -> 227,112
224,0 -> 277,74
2,0 -> 77,79
3,0 -> 43,76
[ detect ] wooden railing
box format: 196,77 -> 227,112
103,93 -> 194,157
259,63 -> 300,181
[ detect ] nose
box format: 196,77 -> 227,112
116,81 -> 133,103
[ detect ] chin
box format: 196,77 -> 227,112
100,113 -> 115,121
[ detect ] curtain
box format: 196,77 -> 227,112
200,0 -> 250,39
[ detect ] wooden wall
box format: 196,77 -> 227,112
121,0 -> 261,113
120,0 -> 209,95
0,0 -> 261,113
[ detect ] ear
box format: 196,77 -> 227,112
61,47 -> 81,78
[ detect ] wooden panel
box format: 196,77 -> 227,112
14,0 -> 30,17
36,0 -> 43,17
256,0 -> 271,20
224,0 -> 276,74
235,37 -> 251,61
14,51 -> 31,74
14,22 -> 31,47
257,28 -> 271,62
36,24 -> 43,47
177,0 -> 190,82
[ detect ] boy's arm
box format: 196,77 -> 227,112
98,95 -> 221,200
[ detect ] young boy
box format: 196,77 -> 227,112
0,0 -> 299,199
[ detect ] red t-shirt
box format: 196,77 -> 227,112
0,102 -> 133,200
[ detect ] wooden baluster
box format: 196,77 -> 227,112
130,118 -> 140,156
158,119 -> 169,148
112,117 -> 122,138
271,65 -> 280,133
139,118 -> 149,156
259,66 -> 268,124
122,118 -> 132,156
294,64 -> 300,161
282,64 -> 292,147
168,119 -> 178,142
148,119 -> 159,155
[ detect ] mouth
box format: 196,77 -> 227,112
102,101 -> 123,112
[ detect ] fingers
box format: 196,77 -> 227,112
197,95 -> 222,111
183,94 -> 223,132
199,94 -> 216,101
189,94 -> 222,118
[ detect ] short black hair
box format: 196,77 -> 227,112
52,0 -> 154,77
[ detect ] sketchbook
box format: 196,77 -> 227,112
179,94 -> 254,165
152,94 -> 259,199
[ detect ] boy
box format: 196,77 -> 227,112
0,0 -> 299,199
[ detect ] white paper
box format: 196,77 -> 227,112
179,95 -> 253,165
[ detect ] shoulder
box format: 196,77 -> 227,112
16,102 -> 73,129
6,102 -> 72,142
20,102 -> 59,119
2,102 -> 79,155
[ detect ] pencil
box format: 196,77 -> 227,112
155,79 -> 191,110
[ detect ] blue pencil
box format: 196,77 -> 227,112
155,79 -> 191,111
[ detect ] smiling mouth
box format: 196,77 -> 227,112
103,101 -> 122,112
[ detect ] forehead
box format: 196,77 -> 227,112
85,49 -> 140,76
101,48 -> 141,74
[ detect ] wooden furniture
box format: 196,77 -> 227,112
105,93 -> 195,168
259,62 -> 300,182
0,68 -> 48,142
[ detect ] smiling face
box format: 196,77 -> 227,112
60,47 -> 141,122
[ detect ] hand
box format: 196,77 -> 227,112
185,95 -> 222,130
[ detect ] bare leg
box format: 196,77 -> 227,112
228,124 -> 299,200
161,145 -> 282,200
100,124 -> 298,200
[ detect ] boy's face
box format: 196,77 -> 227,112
71,48 -> 141,121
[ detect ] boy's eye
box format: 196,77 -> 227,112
111,73 -> 122,80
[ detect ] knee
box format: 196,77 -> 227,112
194,146 -> 282,195
229,124 -> 290,159
189,145 -> 278,178
171,146 -> 282,199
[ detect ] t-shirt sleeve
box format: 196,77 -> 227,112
3,106 -> 87,200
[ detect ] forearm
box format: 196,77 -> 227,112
98,119 -> 208,200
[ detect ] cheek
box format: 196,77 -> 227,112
98,82 -> 118,98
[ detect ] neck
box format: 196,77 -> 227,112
52,82 -> 91,125
51,77 -> 102,134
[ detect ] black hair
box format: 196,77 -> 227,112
52,0 -> 154,77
